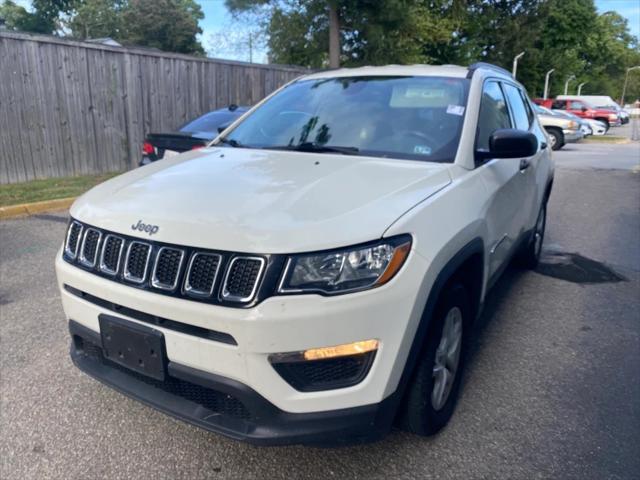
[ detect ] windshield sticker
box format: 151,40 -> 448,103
447,104 -> 465,116
414,145 -> 432,155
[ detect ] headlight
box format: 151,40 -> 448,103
278,235 -> 412,294
569,120 -> 578,129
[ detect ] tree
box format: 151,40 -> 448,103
1,0 -> 205,55
67,0 -> 123,39
208,22 -> 267,62
0,0 -> 73,34
119,0 -> 205,54
227,0 -> 342,67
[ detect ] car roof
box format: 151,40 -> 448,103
299,63 -> 516,85
301,64 -> 470,80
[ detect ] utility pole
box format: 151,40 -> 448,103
564,75 -> 575,95
577,82 -> 587,95
620,66 -> 640,105
248,32 -> 253,63
543,69 -> 555,100
512,52 -> 525,78
328,3 -> 340,68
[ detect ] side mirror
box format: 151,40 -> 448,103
581,106 -> 588,112
477,129 -> 538,160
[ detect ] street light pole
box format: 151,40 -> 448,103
577,82 -> 587,95
512,51 -> 525,78
564,75 -> 576,95
620,66 -> 640,106
543,68 -> 555,100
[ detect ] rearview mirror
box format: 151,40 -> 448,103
477,129 -> 538,160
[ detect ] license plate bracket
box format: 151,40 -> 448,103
99,314 -> 166,381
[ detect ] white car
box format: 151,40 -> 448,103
583,118 -> 608,136
56,62 -> 554,446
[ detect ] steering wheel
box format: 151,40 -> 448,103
371,129 -> 438,154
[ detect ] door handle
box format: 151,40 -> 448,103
540,141 -> 548,150
519,158 -> 530,171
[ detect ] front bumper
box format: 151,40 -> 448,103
56,246 -> 429,443
69,320 -> 396,446
562,129 -> 583,143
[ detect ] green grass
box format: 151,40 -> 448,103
0,172 -> 122,207
582,135 -> 630,143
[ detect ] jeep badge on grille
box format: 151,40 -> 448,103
131,220 -> 159,236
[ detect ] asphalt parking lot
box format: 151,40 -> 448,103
1,131 -> 639,479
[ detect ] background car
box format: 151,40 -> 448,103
542,98 -> 620,127
557,95 -> 629,124
552,110 -> 593,136
139,105 -> 249,166
533,104 -> 583,150
582,118 -> 608,136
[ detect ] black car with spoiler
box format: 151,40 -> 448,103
140,105 -> 249,166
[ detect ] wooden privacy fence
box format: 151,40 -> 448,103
0,32 -> 307,184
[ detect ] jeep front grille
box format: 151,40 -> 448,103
124,241 -> 152,283
79,228 -> 102,267
222,257 -> 265,302
152,247 -> 185,291
62,220 -> 268,307
100,235 -> 124,275
64,221 -> 83,259
184,253 -> 221,296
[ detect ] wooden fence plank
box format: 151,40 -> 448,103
0,32 -> 307,184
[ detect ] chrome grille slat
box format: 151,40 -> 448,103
79,228 -> 102,267
124,241 -> 152,284
99,234 -> 124,275
184,253 -> 222,297
64,221 -> 83,259
221,257 -> 265,302
151,247 -> 185,291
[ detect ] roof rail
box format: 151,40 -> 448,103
467,62 -> 512,79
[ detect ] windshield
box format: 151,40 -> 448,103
535,105 -> 555,115
181,109 -> 247,134
221,76 -> 470,162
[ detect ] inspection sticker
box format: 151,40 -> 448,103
447,104 -> 465,116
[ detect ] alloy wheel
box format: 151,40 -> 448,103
533,205 -> 546,259
431,307 -> 463,411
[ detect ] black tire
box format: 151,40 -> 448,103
595,118 -> 610,129
547,128 -> 563,150
516,202 -> 546,269
400,283 -> 471,436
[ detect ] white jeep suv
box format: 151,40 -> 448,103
55,63 -> 553,446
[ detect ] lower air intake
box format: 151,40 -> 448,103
272,351 -> 376,392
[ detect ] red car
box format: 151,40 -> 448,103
534,98 -> 620,127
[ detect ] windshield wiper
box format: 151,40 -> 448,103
218,137 -> 243,148
263,142 -> 360,155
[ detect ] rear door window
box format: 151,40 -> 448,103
503,83 -> 531,131
476,81 -> 511,151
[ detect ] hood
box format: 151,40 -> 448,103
537,114 -> 572,129
71,148 -> 451,253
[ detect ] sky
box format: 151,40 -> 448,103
12,0 -> 640,63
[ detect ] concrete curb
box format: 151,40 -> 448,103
0,197 -> 75,220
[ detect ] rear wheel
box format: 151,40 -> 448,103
400,284 -> 470,436
546,128 -> 563,150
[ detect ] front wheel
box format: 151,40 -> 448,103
546,129 -> 563,150
517,202 -> 546,269
400,284 -> 470,436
